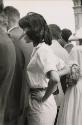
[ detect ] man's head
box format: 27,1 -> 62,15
48,24 -> 61,40
4,6 -> 20,30
61,28 -> 72,43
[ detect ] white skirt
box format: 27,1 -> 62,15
57,77 -> 82,125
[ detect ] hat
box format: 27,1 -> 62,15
69,33 -> 78,41
75,27 -> 82,39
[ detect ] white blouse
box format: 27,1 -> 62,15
27,42 -> 65,88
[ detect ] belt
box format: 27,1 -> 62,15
30,87 -> 47,92
30,87 -> 59,95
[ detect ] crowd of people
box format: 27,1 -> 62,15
0,0 -> 82,125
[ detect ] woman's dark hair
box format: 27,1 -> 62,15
61,28 -> 72,43
19,12 -> 52,45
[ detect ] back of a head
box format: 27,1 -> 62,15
49,24 -> 61,40
4,6 -> 20,29
19,12 -> 52,45
61,28 -> 72,43
4,6 -> 20,19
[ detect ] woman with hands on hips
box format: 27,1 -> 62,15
19,12 -> 70,125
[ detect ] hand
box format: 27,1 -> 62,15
71,64 -> 80,81
31,92 -> 43,103
66,64 -> 80,87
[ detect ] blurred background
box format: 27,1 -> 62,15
4,0 -> 75,32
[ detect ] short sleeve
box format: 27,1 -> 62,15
37,46 -> 65,75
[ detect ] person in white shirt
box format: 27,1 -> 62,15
19,12 -> 70,125
56,28 -> 82,125
49,24 -> 70,125
49,24 -> 69,104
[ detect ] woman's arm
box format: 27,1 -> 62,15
31,66 -> 70,103
42,64 -> 70,102
58,65 -> 70,77
42,70 -> 60,102
31,70 -> 60,103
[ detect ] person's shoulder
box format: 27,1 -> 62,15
51,39 -> 65,50
51,39 -> 60,46
37,42 -> 54,59
39,42 -> 52,52
0,32 -> 10,45
9,26 -> 23,38
70,45 -> 80,54
11,27 -> 23,33
75,45 -> 82,51
71,45 -> 79,50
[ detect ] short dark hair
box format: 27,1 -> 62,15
4,6 -> 20,19
61,28 -> 72,43
49,24 -> 61,40
19,12 -> 52,45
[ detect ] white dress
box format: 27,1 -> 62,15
56,46 -> 82,125
27,42 -> 65,125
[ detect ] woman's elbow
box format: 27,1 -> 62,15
50,71 -> 60,84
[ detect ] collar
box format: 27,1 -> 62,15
31,42 -> 45,58
34,42 -> 45,49
8,26 -> 19,33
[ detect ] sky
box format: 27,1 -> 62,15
4,0 -> 75,32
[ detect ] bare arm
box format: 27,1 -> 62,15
58,65 -> 70,77
31,66 -> 70,103
42,64 -> 70,102
42,70 -> 60,102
